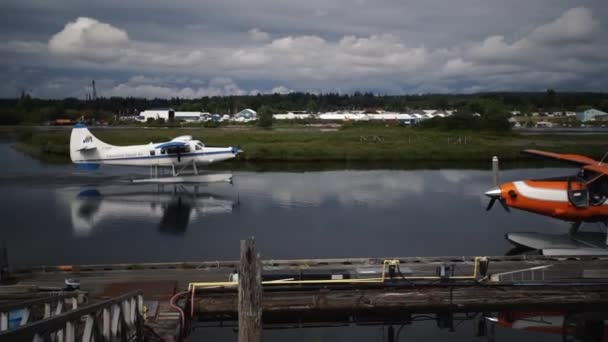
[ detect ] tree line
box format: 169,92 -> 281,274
1,90 -> 607,127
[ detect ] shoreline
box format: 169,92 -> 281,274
9,126 -> 608,169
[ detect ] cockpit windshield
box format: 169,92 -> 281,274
195,143 -> 203,151
570,171 -> 608,206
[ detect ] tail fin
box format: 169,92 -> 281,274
70,123 -> 113,164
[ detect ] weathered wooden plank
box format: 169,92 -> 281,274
238,238 -> 262,342
196,286 -> 608,319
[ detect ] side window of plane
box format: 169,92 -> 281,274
150,150 -> 155,156
161,149 -> 166,155
195,144 -> 202,151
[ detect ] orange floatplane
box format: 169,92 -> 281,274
485,149 -> 608,234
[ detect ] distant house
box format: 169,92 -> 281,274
576,108 -> 608,122
594,115 -> 608,122
233,109 -> 257,122
565,111 -> 577,117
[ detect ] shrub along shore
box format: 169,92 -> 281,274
10,126 -> 608,168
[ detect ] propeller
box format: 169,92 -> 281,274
485,187 -> 510,212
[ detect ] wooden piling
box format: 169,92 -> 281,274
238,238 -> 262,342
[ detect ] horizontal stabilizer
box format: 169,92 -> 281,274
77,145 -> 97,151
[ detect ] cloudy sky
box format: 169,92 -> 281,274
1,0 -> 607,98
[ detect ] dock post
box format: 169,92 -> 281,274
492,156 -> 499,185
238,238 -> 262,342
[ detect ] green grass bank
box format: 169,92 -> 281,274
11,126 -> 608,167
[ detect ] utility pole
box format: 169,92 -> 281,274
91,80 -> 97,100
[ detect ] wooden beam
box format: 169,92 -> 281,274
197,286 -> 608,319
238,238 -> 262,342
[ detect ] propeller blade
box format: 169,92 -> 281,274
486,197 -> 497,211
499,198 -> 510,212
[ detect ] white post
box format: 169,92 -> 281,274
137,295 -> 145,319
65,321 -> 75,342
130,297 -> 136,326
0,312 -> 8,331
103,308 -> 111,340
55,300 -> 63,316
111,304 -> 121,337
19,308 -> 30,326
122,300 -> 131,326
56,328 -> 65,342
82,315 -> 94,342
492,156 -> 499,185
44,303 -> 51,318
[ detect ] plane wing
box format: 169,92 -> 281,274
522,149 -> 598,166
582,163 -> 608,176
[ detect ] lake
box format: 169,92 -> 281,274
0,142 -> 588,341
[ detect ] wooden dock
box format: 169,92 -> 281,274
3,252 -> 608,340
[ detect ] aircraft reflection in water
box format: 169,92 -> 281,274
272,311 -> 607,341
494,311 -> 608,341
69,185 -> 236,236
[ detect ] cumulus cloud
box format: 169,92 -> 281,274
48,17 -> 130,62
104,75 -> 292,98
528,7 -> 597,45
2,3 -> 606,97
42,8 -> 606,82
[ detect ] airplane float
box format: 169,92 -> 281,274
70,123 -> 241,183
490,310 -> 607,341
485,149 -> 608,255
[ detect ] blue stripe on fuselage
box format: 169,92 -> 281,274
76,150 -> 232,163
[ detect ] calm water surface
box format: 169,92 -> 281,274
0,143 -> 589,341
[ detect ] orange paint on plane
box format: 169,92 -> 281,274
499,181 -> 608,221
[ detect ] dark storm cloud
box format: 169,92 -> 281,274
1,0 -> 607,98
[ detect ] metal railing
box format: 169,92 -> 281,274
0,292 -> 82,332
0,290 -> 144,342
489,264 -> 553,282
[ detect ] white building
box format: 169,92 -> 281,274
232,109 -> 257,122
274,111 -> 314,120
139,108 -> 206,122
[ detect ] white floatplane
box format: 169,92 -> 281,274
70,123 -> 241,183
